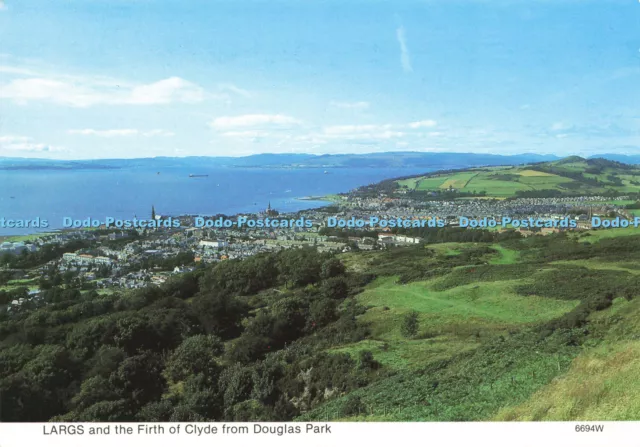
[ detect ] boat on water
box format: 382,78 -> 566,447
189,174 -> 209,178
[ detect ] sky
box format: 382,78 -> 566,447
0,0 -> 639,160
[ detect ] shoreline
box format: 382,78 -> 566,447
0,197 -> 342,241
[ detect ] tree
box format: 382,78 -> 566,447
109,351 -> 166,409
321,277 -> 349,300
180,373 -> 223,419
74,399 -> 134,422
276,248 -> 323,287
227,399 -> 274,422
358,350 -> 379,371
219,363 -> 254,413
320,258 -> 345,279
169,406 -> 205,422
71,376 -> 119,412
191,292 -> 248,339
165,335 -> 223,383
401,310 -> 419,338
0,345 -> 78,421
308,298 -> 337,329
137,399 -> 174,422
86,346 -> 127,378
341,395 -> 363,416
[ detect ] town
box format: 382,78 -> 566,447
1,189 -> 636,315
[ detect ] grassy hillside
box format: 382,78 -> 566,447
297,232 -> 640,421
3,228 -> 640,422
395,157 -> 640,198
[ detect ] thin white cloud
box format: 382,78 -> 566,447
220,130 -> 272,139
323,124 -> 391,135
0,135 -> 65,153
69,129 -> 138,137
213,117 -> 438,149
330,101 -> 370,110
127,77 -> 204,105
263,119 -> 439,146
68,129 -> 175,137
0,75 -> 206,107
0,135 -> 30,143
218,83 -> 252,98
396,25 -> 413,73
0,66 -> 38,76
325,120 -> 436,135
550,122 -> 571,131
143,129 -> 175,137
0,1 -> 6,11
321,126 -> 404,142
210,114 -> 301,130
408,120 -> 437,129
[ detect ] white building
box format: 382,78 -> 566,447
199,240 -> 228,249
62,252 -> 114,265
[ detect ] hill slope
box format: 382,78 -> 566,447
391,157 -> 640,198
298,231 -> 640,421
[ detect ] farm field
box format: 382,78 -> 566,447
394,157 -> 640,198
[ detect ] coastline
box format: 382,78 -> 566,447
297,194 -> 344,202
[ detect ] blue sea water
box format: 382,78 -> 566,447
0,166 -> 431,236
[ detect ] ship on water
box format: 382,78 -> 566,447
189,174 -> 209,178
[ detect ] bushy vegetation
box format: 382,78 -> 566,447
0,247 -> 376,422
3,229 -> 640,422
400,311 -> 419,338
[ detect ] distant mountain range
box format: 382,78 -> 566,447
0,152 -> 639,171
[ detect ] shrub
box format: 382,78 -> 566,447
341,395 -> 363,416
401,311 -> 419,338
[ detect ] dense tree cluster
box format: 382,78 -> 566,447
0,247 -> 376,422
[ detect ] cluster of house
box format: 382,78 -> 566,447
9,195 -> 630,299
62,252 -> 114,265
377,234 -> 422,244
338,192 -> 630,219
96,265 -> 195,289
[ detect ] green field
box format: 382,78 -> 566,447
296,231 -> 640,422
489,244 -> 519,264
496,297 -> 640,421
400,168 -> 570,197
0,233 -> 56,243
324,265 -> 578,375
576,227 -> 640,243
395,157 -> 640,198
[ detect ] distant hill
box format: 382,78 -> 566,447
0,152 -> 560,171
3,152 -> 639,173
588,154 -> 640,164
381,156 -> 640,198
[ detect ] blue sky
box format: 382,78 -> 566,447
0,0 -> 638,159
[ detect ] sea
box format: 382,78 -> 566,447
0,166 -> 433,236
